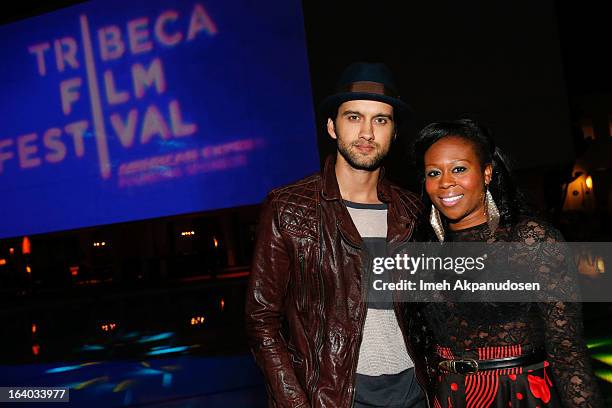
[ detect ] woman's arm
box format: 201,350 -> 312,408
513,218 -> 604,407
539,301 -> 604,408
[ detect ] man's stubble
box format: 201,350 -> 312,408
336,138 -> 390,171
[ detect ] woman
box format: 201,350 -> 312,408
410,119 -> 603,407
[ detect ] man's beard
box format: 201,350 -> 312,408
337,139 -> 388,171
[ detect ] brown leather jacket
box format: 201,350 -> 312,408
245,156 -> 431,408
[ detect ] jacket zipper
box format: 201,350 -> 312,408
349,251 -> 372,408
334,212 -> 367,408
298,253 -> 307,311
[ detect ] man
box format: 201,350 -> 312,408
245,63 -> 430,408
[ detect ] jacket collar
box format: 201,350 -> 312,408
320,155 -> 413,246
320,155 -> 392,203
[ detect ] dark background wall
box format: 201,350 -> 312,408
303,0 -> 574,186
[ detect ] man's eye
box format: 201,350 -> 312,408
452,166 -> 467,173
426,170 -> 440,177
348,115 -> 360,121
375,117 -> 388,124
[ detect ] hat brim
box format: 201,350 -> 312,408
319,92 -> 412,122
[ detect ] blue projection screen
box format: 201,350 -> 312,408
0,0 -> 319,239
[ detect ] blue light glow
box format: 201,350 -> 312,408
162,373 -> 173,387
138,332 -> 175,343
46,365 -> 82,374
146,346 -> 189,356
123,390 -> 133,405
122,331 -> 140,339
134,368 -> 163,376
79,344 -> 105,351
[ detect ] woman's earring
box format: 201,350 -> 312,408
430,205 -> 445,242
485,187 -> 500,235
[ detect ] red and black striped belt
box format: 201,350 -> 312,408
438,350 -> 546,374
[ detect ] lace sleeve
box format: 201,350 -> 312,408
540,301 -> 603,407
512,219 -> 604,408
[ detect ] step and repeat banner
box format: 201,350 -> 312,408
0,0 -> 318,238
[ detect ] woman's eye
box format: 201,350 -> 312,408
452,166 -> 467,173
426,170 -> 440,177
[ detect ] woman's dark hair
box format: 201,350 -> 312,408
411,118 -> 532,228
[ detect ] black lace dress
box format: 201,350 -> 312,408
418,217 -> 603,408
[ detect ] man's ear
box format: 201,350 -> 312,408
327,118 -> 337,140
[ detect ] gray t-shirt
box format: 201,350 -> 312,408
345,201 -> 418,407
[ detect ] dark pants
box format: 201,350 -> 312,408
354,367 -> 427,408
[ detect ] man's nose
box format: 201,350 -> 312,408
359,120 -> 374,140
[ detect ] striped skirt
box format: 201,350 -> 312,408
433,345 -> 562,408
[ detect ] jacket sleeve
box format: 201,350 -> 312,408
245,194 -> 310,408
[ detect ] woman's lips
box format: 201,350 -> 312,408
439,194 -> 464,207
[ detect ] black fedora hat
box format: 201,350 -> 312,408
319,62 -> 412,122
